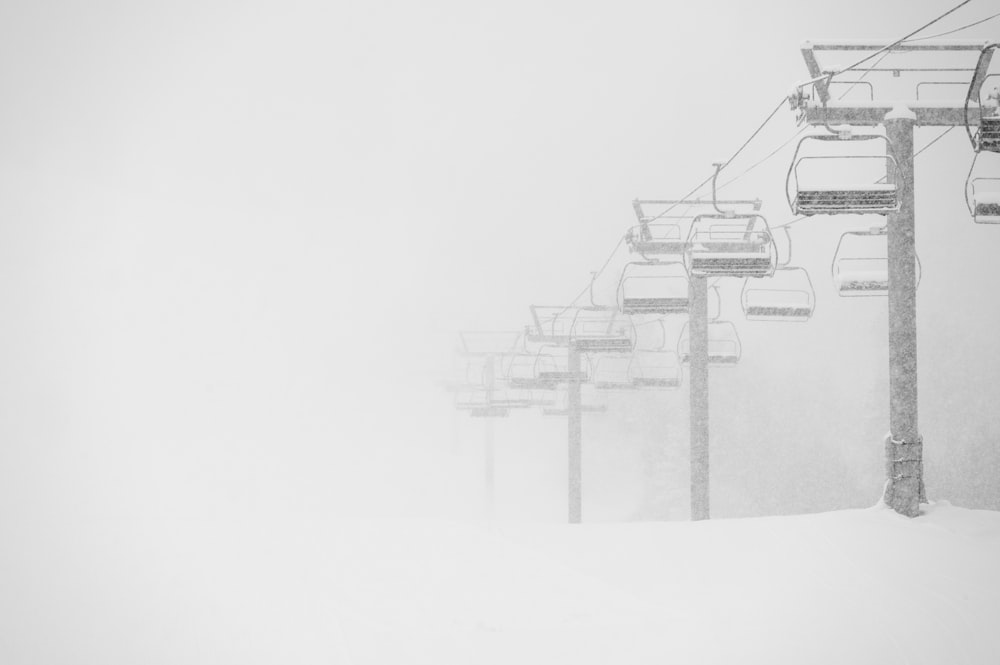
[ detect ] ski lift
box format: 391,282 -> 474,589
968,178 -> 1000,224
541,388 -> 607,417
515,346 -> 588,387
786,131 -> 900,216
591,354 -> 637,391
527,306 -> 633,352
677,320 -> 742,366
965,44 -> 1000,153
504,351 -> 559,390
628,350 -> 682,389
455,388 -> 510,418
617,261 -> 690,315
571,308 -> 635,352
831,227 -> 889,296
831,226 -> 922,297
741,267 -> 815,321
625,222 -> 687,257
740,227 -> 816,321
685,214 -> 777,278
963,151 -> 1000,223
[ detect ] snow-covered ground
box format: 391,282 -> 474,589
4,500 -> 998,664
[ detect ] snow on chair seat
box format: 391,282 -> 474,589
628,350 -> 682,389
794,184 -> 898,215
677,321 -> 742,366
787,132 -> 900,216
741,266 -> 816,322
685,215 -> 777,278
975,196 -> 1000,224
830,227 -> 921,297
626,222 -> 687,258
505,351 -> 560,390
591,355 -> 637,391
617,261 -> 690,315
979,116 -> 1000,152
968,179 -> 1000,224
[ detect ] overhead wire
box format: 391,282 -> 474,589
644,95 -> 789,222
900,8 -> 1000,42
561,0 -> 988,316
561,235 -> 626,311
714,50 -> 895,195
773,126 -> 957,230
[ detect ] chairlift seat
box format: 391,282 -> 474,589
629,239 -> 688,255
744,305 -> 813,319
594,381 -> 637,390
537,370 -> 588,382
686,216 -> 777,278
632,377 -> 682,389
974,192 -> 1000,224
573,337 -> 633,352
689,256 -> 775,277
741,267 -> 816,322
794,184 -> 898,216
508,377 -> 559,390
979,116 -> 1000,152
678,351 -> 740,365
620,297 -> 689,315
677,322 -> 742,367
836,276 -> 889,295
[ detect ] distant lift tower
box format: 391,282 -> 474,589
527,305 -> 633,523
630,197 -> 764,520
789,39 -> 997,517
454,331 -> 526,520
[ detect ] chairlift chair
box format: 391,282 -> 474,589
967,177 -> 1000,224
541,388 -> 607,417
787,132 -> 900,216
527,305 -> 633,352
625,222 -> 688,257
978,108 -> 1000,153
590,354 -> 637,391
685,214 -> 777,278
741,266 -> 816,321
677,320 -> 742,366
455,388 -> 510,418
504,351 -> 560,390
569,307 -> 634,352
628,350 -> 682,389
831,227 -> 888,297
617,261 -> 690,315
966,44 -> 1000,153
533,346 -> 588,384
830,227 -> 921,297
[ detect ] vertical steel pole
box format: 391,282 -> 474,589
689,275 -> 710,521
568,344 -> 583,524
484,355 -> 496,521
885,107 -> 922,517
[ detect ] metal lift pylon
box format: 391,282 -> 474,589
792,39 -> 996,516
632,198 -> 759,520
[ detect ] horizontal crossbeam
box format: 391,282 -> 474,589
805,39 -> 991,52
800,101 -> 991,127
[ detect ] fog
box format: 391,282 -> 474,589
1,0 -> 999,659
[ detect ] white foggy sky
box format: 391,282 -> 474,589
0,0 -> 998,529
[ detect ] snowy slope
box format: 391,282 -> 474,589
2,502 -> 998,664
328,501 -> 1000,665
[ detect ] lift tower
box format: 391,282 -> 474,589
630,198 -> 764,520
790,39 -> 996,517
527,306 -> 631,522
